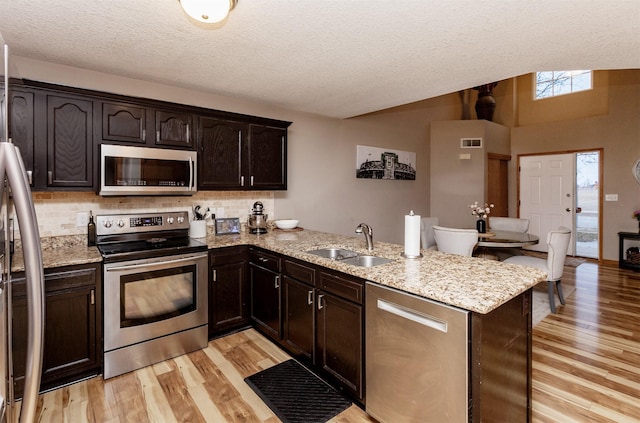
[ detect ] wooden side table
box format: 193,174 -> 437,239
618,232 -> 640,271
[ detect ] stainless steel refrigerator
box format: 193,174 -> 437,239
0,44 -> 45,423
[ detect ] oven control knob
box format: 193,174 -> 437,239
177,216 -> 184,223
103,220 -> 112,228
117,219 -> 125,228
167,217 -> 174,224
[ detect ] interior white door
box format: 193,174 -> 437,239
519,154 -> 575,254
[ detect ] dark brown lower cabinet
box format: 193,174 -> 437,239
11,263 -> 102,397
208,246 -> 248,338
282,275 -> 315,361
249,249 -> 282,341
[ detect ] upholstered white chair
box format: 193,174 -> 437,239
504,227 -> 572,313
420,217 -> 439,250
489,217 -> 530,233
433,226 -> 478,257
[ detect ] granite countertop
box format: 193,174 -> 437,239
15,229 -> 547,314
203,228 -> 547,314
11,235 -> 103,273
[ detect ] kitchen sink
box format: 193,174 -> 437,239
341,255 -> 393,267
306,248 -> 359,260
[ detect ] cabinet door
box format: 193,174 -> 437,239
247,124 -> 287,190
249,263 -> 281,340
154,110 -> 193,149
199,117 -> 244,190
282,276 -> 314,361
4,89 -> 36,185
12,265 -> 101,397
210,260 -> 248,337
101,102 -> 147,144
46,94 -> 94,188
316,291 -> 363,400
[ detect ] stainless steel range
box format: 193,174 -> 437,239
96,211 -> 208,379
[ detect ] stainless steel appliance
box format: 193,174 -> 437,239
1,45 -> 45,423
97,211 -> 208,379
366,282 -> 469,423
247,201 -> 268,234
99,144 -> 197,196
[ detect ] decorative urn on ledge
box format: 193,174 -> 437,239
474,82 -> 498,121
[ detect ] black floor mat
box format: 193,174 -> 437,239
245,359 -> 352,423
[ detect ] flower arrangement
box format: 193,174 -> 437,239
469,201 -> 494,220
633,209 -> 640,221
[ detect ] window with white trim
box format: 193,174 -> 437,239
535,70 -> 592,99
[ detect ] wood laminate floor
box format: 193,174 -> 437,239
20,262 -> 640,422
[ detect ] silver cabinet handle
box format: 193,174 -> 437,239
156,130 -> 160,142
142,129 -> 146,141
26,170 -> 32,185
250,175 -> 254,186
186,124 -> 190,143
259,257 -> 268,263
307,290 -> 314,305
241,176 -> 244,187
213,269 -> 217,281
317,294 -> 324,310
47,170 -> 53,185
274,275 -> 280,289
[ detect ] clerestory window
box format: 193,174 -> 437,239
535,70 -> 592,99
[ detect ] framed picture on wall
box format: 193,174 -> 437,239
355,145 -> 416,180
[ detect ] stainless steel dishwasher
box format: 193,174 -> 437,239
366,282 -> 470,423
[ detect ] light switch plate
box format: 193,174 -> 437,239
76,212 -> 89,227
605,194 -> 618,201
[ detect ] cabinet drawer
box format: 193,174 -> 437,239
319,271 -> 364,304
12,264 -> 98,298
283,259 -> 316,286
210,246 -> 247,266
249,249 -> 281,273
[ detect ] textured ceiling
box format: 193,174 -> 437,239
0,0 -> 639,118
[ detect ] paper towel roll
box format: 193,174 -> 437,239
404,211 -> 421,258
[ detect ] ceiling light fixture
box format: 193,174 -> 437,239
179,0 -> 237,24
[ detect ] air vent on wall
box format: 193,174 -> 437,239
461,138 -> 482,148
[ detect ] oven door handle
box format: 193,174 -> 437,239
105,255 -> 202,272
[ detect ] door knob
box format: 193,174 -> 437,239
565,208 -> 571,212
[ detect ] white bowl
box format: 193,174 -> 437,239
275,219 -> 299,229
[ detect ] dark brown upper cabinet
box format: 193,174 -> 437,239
45,93 -> 95,188
101,101 -> 194,150
6,79 -> 290,192
198,117 -> 244,190
248,124 -> 287,190
4,88 -> 36,185
199,118 -> 289,191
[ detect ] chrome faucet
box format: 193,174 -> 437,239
355,223 -> 374,251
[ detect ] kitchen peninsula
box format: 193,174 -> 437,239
12,228 -> 546,421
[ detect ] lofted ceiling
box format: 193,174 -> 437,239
0,0 -> 639,119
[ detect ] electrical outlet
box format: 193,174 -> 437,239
605,194 -> 618,201
76,212 -> 89,227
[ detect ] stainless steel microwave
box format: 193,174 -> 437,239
100,144 -> 197,196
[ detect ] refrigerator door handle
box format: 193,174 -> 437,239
2,143 -> 45,423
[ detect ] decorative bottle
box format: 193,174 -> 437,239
87,210 -> 96,246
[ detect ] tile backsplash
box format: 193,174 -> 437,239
21,191 -> 275,239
